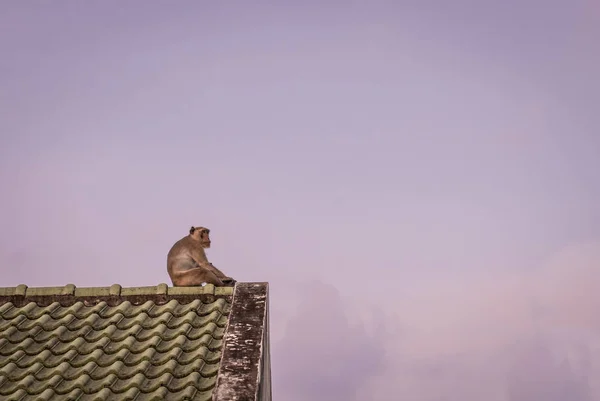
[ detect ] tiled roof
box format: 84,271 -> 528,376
0,283 -> 234,401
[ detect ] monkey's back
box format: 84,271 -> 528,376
167,236 -> 199,275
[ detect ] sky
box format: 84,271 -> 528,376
1,1 -> 599,399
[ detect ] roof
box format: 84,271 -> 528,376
0,282 -> 271,401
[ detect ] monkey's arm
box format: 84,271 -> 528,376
189,249 -> 234,284
190,249 -> 228,277
207,264 -> 236,286
208,263 -> 229,279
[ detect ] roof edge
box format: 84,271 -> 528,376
212,282 -> 271,401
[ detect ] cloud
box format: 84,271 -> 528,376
506,337 -> 594,401
532,240 -> 600,332
272,241 -> 600,400
272,280 -> 387,401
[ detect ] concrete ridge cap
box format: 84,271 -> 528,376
0,282 -> 252,298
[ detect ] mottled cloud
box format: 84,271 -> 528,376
506,338 -> 594,401
272,281 -> 387,401
274,241 -> 600,400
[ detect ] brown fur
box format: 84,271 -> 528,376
167,226 -> 236,287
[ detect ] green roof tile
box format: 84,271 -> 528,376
0,283 -> 233,400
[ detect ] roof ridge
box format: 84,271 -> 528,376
0,283 -> 233,300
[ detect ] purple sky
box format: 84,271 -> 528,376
1,1 -> 599,399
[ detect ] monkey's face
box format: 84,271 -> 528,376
191,226 -> 211,248
201,230 -> 211,248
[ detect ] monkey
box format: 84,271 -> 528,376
167,226 -> 237,287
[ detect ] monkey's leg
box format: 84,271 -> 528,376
172,268 -> 225,287
194,268 -> 226,286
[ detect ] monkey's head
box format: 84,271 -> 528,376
190,226 -> 211,248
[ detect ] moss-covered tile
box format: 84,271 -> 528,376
0,284 -> 232,400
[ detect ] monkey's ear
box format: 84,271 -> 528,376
189,226 -> 195,234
